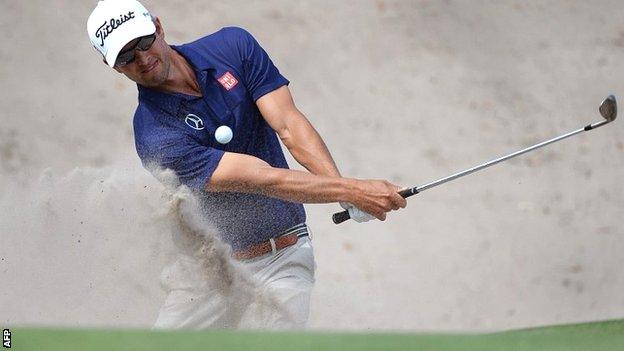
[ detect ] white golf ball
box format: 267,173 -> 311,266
215,125 -> 233,144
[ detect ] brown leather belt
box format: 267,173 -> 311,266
232,224 -> 309,260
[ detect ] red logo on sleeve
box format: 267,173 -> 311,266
217,71 -> 239,90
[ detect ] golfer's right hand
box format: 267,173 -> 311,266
348,179 -> 407,221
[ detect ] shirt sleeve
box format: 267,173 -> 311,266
136,128 -> 225,191
226,27 -> 290,101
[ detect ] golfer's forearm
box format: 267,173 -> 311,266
247,167 -> 352,203
206,152 -> 352,203
280,112 -> 342,177
255,86 -> 341,177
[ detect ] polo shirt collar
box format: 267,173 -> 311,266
173,43 -> 217,72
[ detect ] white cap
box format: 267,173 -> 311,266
87,0 -> 156,67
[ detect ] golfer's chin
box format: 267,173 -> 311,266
135,71 -> 167,88
138,61 -> 170,88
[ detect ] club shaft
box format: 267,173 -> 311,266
404,122 -> 602,197
333,95 -> 616,224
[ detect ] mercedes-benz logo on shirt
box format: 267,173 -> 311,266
184,114 -> 205,130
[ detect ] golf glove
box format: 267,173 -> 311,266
340,202 -> 375,223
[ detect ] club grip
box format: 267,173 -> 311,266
332,210 -> 351,224
398,188 -> 415,198
331,188 -> 417,225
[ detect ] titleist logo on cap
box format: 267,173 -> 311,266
96,11 -> 135,47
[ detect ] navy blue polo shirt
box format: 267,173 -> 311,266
133,27 -> 306,251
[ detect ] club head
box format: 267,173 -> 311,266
599,95 -> 617,122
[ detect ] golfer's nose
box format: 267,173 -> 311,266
135,50 -> 150,66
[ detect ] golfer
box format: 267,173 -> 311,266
87,0 -> 406,329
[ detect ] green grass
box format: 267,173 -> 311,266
8,319 -> 624,351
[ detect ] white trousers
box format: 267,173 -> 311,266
153,236 -> 315,329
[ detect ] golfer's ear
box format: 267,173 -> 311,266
153,17 -> 165,40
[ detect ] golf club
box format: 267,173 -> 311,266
333,95 -> 618,224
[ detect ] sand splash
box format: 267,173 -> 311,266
155,168 -> 294,328
0,165 -> 290,328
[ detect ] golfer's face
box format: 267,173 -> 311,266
114,20 -> 170,87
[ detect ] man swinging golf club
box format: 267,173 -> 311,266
87,0 -> 406,329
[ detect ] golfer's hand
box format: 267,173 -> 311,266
340,202 -> 375,223
348,180 -> 407,221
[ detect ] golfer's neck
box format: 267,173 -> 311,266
157,48 -> 203,97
